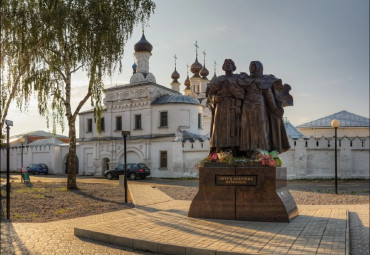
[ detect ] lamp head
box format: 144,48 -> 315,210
19,137 -> 25,143
122,131 -> 130,136
331,119 -> 340,128
5,120 -> 13,126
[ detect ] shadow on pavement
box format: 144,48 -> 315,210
71,188 -> 134,207
349,211 -> 370,255
0,203 -> 31,254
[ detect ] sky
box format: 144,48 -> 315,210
6,0 -> 369,137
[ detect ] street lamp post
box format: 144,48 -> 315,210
331,119 -> 340,194
5,119 -> 13,219
20,137 -> 25,168
122,131 -> 130,203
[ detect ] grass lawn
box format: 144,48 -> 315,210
1,182 -> 132,222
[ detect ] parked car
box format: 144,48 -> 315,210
26,163 -> 49,175
104,163 -> 150,180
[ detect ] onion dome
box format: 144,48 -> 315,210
171,68 -> 180,83
134,32 -> 153,53
190,57 -> 202,78
200,65 -> 209,79
184,75 -> 191,90
210,72 -> 217,83
210,61 -> 217,82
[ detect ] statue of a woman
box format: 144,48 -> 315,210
238,61 -> 292,156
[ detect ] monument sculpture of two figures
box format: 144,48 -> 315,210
188,59 -> 298,222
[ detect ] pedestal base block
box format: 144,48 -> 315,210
188,163 -> 298,222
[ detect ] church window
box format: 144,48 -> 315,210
87,119 -> 93,132
100,117 -> 105,132
116,116 -> 122,131
160,111 -> 168,127
160,151 -> 167,168
135,114 -> 142,129
198,113 -> 202,129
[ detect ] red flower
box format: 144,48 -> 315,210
210,152 -> 218,161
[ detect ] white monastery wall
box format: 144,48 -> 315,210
0,145 -> 63,174
280,136 -> 370,179
2,137 -> 369,179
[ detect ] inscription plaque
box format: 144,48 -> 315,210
216,175 -> 257,186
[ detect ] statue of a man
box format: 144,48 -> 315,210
208,59 -> 244,154
238,61 -> 293,156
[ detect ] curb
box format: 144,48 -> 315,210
127,185 -> 135,207
346,209 -> 350,255
74,228 -> 256,255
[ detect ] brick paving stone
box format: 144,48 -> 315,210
74,199 -> 350,255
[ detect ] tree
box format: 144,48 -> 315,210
1,1 -> 46,135
3,0 -> 156,189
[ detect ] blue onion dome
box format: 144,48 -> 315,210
134,33 -> 153,53
190,57 -> 202,78
200,65 -> 209,79
171,68 -> 180,83
132,62 -> 137,74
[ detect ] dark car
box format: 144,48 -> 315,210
26,163 -> 49,175
104,163 -> 150,180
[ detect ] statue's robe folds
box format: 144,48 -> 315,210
238,73 -> 293,153
208,74 -> 244,151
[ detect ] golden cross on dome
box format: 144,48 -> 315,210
203,50 -> 206,65
194,41 -> 199,58
174,55 -> 177,68
214,60 -> 217,73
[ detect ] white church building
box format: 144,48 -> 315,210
77,33 -> 212,177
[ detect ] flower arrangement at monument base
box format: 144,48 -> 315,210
216,150 -> 233,164
196,148 -> 282,169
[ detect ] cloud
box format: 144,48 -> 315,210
296,92 -> 311,97
204,25 -> 227,36
311,78 -> 345,87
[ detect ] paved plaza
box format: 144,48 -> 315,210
1,176 -> 369,254
75,183 -> 353,255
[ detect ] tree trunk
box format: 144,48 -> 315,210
67,120 -> 78,190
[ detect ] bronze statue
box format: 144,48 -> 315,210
208,59 -> 244,154
208,59 -> 293,157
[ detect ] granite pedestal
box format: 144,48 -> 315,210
188,162 -> 298,222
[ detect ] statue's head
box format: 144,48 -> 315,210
222,59 -> 236,72
250,61 -> 263,77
